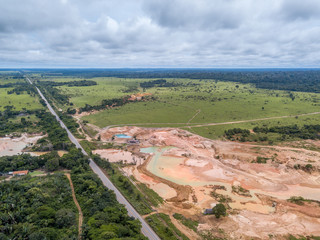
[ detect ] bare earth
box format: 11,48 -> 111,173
0,134 -> 43,157
94,126 -> 320,240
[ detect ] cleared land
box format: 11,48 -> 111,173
95,126 -> 320,240
51,77 -> 320,139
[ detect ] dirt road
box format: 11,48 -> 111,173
187,111 -> 320,128
65,173 -> 83,239
100,111 -> 320,130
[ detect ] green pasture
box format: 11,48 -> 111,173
0,87 -> 42,111
79,79 -> 320,130
51,77 -> 144,109
0,76 -> 25,84
187,113 -> 320,140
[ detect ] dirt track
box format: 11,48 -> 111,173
65,173 -> 83,239
188,111 -> 320,128
94,111 -> 320,131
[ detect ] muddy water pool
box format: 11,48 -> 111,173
141,146 -> 320,213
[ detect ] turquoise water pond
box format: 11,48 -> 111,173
115,134 -> 132,139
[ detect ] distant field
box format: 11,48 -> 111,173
79,79 -> 320,128
43,76 -> 320,139
187,113 -> 320,140
0,87 -> 42,111
51,77 -> 141,109
0,77 -> 25,84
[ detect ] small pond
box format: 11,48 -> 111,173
114,134 -> 132,139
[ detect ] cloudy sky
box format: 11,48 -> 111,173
0,0 -> 320,68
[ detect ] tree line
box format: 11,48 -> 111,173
225,124 -> 320,142
43,69 -> 320,93
78,96 -> 131,113
39,80 -> 97,87
140,79 -> 181,88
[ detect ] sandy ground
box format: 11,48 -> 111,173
0,134 -> 43,157
95,126 -> 320,239
93,149 -> 142,164
0,134 -> 69,158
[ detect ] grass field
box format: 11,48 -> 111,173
77,78 -> 320,127
0,76 -> 43,111
186,113 -> 320,140
0,87 -> 42,111
52,77 -> 140,109
44,77 -> 320,140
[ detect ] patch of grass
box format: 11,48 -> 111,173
254,156 -> 269,164
146,213 -> 189,240
189,113 -> 320,140
136,182 -> 164,207
232,185 -> 252,197
82,124 -> 98,138
287,196 -> 320,206
173,213 -> 198,232
288,235 -> 320,240
211,191 -> 232,203
80,140 -> 97,154
29,170 -> 45,176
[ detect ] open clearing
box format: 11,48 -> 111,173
56,78 -> 320,140
0,134 -> 44,157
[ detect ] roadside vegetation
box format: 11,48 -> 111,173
172,213 -> 198,232
145,213 -> 189,240
92,155 -> 161,215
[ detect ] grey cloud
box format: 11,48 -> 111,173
0,0 -> 78,32
143,0 -> 243,30
280,0 -> 320,21
0,0 -> 320,68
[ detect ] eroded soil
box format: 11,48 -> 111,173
94,126 -> 320,239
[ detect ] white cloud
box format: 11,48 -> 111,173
0,0 -> 319,67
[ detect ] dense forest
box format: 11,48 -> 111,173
0,174 -> 78,239
140,79 -> 181,88
0,150 -> 146,239
39,80 -> 97,87
25,69 -> 320,93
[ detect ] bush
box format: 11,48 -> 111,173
212,204 -> 227,219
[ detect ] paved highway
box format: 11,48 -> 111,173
26,76 -> 160,240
